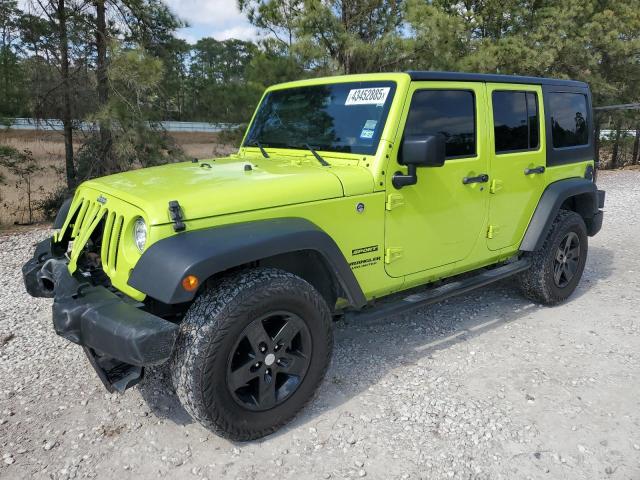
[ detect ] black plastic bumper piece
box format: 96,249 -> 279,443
22,244 -> 179,391
39,258 -> 179,367
22,237 -> 59,298
83,347 -> 144,393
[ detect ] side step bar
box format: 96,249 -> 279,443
346,259 -> 530,322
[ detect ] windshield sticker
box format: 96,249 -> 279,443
345,87 -> 390,106
360,128 -> 374,139
360,119 -> 378,139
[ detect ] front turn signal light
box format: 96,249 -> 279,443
182,275 -> 199,292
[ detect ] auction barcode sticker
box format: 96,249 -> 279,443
345,87 -> 390,106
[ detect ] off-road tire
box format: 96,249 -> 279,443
518,209 -> 588,305
170,268 -> 333,441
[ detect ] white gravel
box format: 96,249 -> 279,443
1,170 -> 639,479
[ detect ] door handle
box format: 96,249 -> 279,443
524,166 -> 545,175
462,173 -> 489,185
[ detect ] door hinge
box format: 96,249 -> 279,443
486,225 -> 499,239
385,247 -> 404,264
489,179 -> 503,194
385,193 -> 404,210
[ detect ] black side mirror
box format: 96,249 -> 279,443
393,134 -> 446,189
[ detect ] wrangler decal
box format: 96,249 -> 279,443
349,256 -> 381,270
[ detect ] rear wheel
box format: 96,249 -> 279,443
518,210 -> 588,305
170,268 -> 333,441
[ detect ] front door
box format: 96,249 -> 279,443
486,84 -> 547,250
384,82 -> 490,278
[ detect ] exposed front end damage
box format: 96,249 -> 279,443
22,237 -> 178,392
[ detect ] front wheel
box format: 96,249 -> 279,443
518,210 -> 588,305
170,268 -> 333,441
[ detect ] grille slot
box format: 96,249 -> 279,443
71,199 -> 90,237
106,215 -> 124,272
67,195 -> 127,277
82,201 -> 101,232
101,210 -> 115,272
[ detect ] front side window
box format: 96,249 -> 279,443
404,90 -> 476,158
243,81 -> 396,155
548,92 -> 589,148
492,91 -> 540,153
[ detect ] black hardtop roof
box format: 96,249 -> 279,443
407,71 -> 588,88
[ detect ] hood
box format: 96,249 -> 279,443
82,156 -> 373,225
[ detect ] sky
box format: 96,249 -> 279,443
18,0 -> 260,43
164,0 -> 260,43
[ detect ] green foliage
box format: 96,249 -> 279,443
0,144 -> 37,176
0,116 -> 12,129
0,0 -> 637,176
402,0 -> 640,106
0,144 -> 40,223
77,45 -> 184,179
117,0 -> 185,52
246,39 -> 306,85
237,0 -> 640,110
183,38 -> 262,122
36,186 -> 72,220
240,0 -> 406,74
0,0 -> 29,117
217,126 -> 249,147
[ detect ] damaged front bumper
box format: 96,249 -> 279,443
22,238 -> 178,392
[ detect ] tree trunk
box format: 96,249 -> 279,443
341,0 -> 350,74
611,124 -> 622,169
95,0 -> 113,174
26,176 -> 32,224
633,128 -> 640,165
594,120 -> 601,169
57,0 -> 76,189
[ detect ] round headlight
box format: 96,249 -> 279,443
133,217 -> 147,252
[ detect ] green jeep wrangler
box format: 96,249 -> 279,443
23,71 -> 604,440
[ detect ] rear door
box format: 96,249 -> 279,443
486,84 -> 547,250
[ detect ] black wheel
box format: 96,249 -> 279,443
227,311 -> 312,411
170,268 -> 333,441
552,231 -> 581,288
518,209 -> 588,305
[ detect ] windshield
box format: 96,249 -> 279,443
243,81 -> 396,155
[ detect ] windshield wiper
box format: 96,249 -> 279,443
246,140 -> 269,159
304,144 -> 330,167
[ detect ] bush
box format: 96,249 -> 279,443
37,186 -> 73,221
216,125 -> 247,147
0,145 -> 40,224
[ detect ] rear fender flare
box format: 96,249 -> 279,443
520,178 -> 600,251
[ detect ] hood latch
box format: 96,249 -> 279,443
168,200 -> 186,232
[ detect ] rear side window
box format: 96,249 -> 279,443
548,92 -> 589,148
405,90 -> 476,158
492,91 -> 539,153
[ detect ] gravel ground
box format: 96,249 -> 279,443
1,170 -> 639,480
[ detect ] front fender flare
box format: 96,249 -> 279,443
128,218 -> 367,307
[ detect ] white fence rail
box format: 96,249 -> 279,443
4,118 -> 239,133
600,129 -> 638,139
4,118 -> 636,138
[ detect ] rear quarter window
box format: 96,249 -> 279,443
548,92 -> 589,148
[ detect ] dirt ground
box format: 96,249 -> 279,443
0,130 -> 236,226
0,170 -> 638,479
